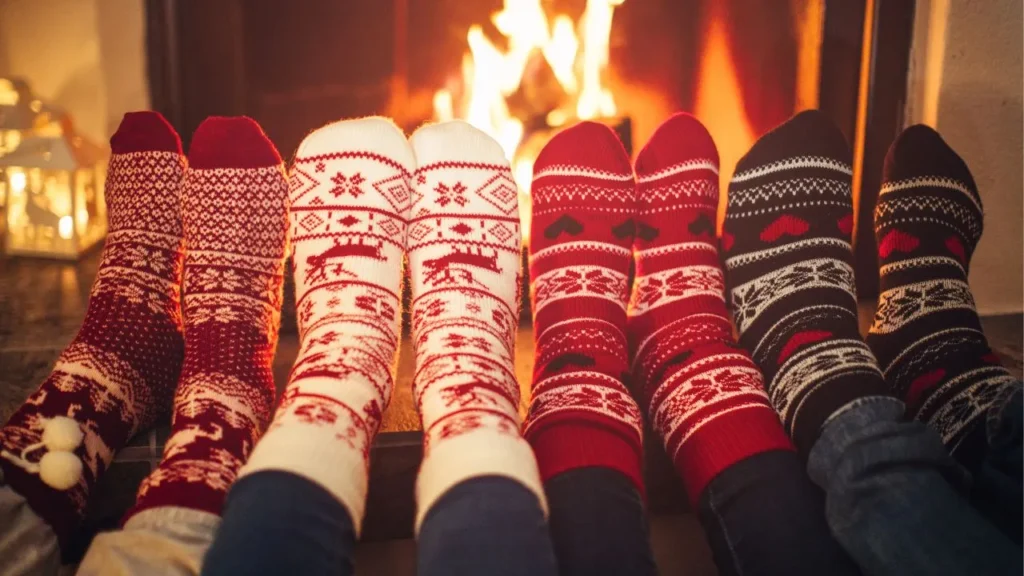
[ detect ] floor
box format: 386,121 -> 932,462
1,247 -> 1021,573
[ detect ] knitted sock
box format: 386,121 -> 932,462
407,121 -> 545,531
521,121 -> 644,490
238,117 -> 414,532
867,125 -> 1017,449
722,110 -> 890,454
630,113 -> 793,502
0,112 -> 185,544
127,116 -> 289,518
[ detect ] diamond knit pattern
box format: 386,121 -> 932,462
238,118 -> 414,532
630,113 -> 793,502
0,112 -> 186,544
722,110 -> 890,454
127,117 -> 289,519
407,121 -> 545,531
521,121 -> 645,491
867,125 -> 1018,448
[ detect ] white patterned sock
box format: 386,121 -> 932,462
407,121 -> 545,531
238,117 -> 414,533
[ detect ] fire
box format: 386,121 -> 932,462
693,12 -> 757,234
434,0 -> 626,244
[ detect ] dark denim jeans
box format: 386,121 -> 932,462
417,475 -> 558,576
202,471 -> 357,576
809,396 -> 1022,576
965,384 -> 1023,545
545,467 -> 658,576
697,450 -> 861,576
203,471 -> 557,576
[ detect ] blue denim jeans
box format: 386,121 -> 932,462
966,384 -> 1023,545
204,471 -> 557,576
809,396 -> 1022,576
544,467 -> 657,576
698,450 -> 861,576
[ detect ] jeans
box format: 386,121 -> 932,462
418,475 -> 558,576
544,467 -> 657,576
203,471 -> 557,576
965,384 -> 1023,545
697,450 -> 861,576
202,471 -> 357,576
809,396 -> 1022,576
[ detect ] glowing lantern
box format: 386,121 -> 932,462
0,132 -> 107,259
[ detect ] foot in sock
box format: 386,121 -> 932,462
722,110 -> 890,454
0,112 -> 186,544
630,113 -> 793,502
522,121 -> 644,490
126,116 -> 289,519
237,117 -> 414,531
407,121 -> 545,530
867,125 -> 1018,450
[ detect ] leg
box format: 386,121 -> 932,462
81,117 -> 289,576
868,125 -> 1022,541
0,111 -> 186,549
201,472 -> 356,576
544,468 -> 656,576
407,121 -> 557,576
724,110 -> 1020,576
810,396 -> 1021,576
523,122 -> 655,575
0,482 -> 60,576
633,113 -> 857,576
206,117 -> 415,575
418,476 -> 556,576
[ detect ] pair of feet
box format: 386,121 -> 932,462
724,110 -> 1015,458
0,113 -> 291,544
239,118 -> 541,533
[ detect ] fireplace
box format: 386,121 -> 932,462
146,0 -> 914,298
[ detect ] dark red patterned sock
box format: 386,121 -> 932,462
630,113 -> 793,503
523,121 -> 645,492
867,125 -> 1018,450
722,110 -> 891,455
0,112 -> 186,544
126,116 -> 289,519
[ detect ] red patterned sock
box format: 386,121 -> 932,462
522,121 -> 645,492
126,117 -> 289,519
0,112 -> 186,544
630,113 -> 793,503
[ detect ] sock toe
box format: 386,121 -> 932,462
189,116 -> 282,169
734,109 -> 850,176
535,121 -> 632,176
297,116 -> 414,167
882,124 -> 980,206
410,120 -> 507,166
110,111 -> 182,155
635,112 -> 718,178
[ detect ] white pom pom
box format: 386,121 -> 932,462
42,416 -> 84,452
39,451 -> 83,490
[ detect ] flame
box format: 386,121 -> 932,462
692,15 -> 757,233
434,0 -> 625,244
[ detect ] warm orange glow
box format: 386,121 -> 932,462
433,0 -> 626,244
794,0 -> 825,112
851,0 -> 876,244
692,15 -> 757,233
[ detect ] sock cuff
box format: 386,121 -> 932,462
415,432 -> 546,533
525,419 -> 645,495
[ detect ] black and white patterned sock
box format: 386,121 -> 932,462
867,124 -> 1018,451
723,110 -> 890,455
